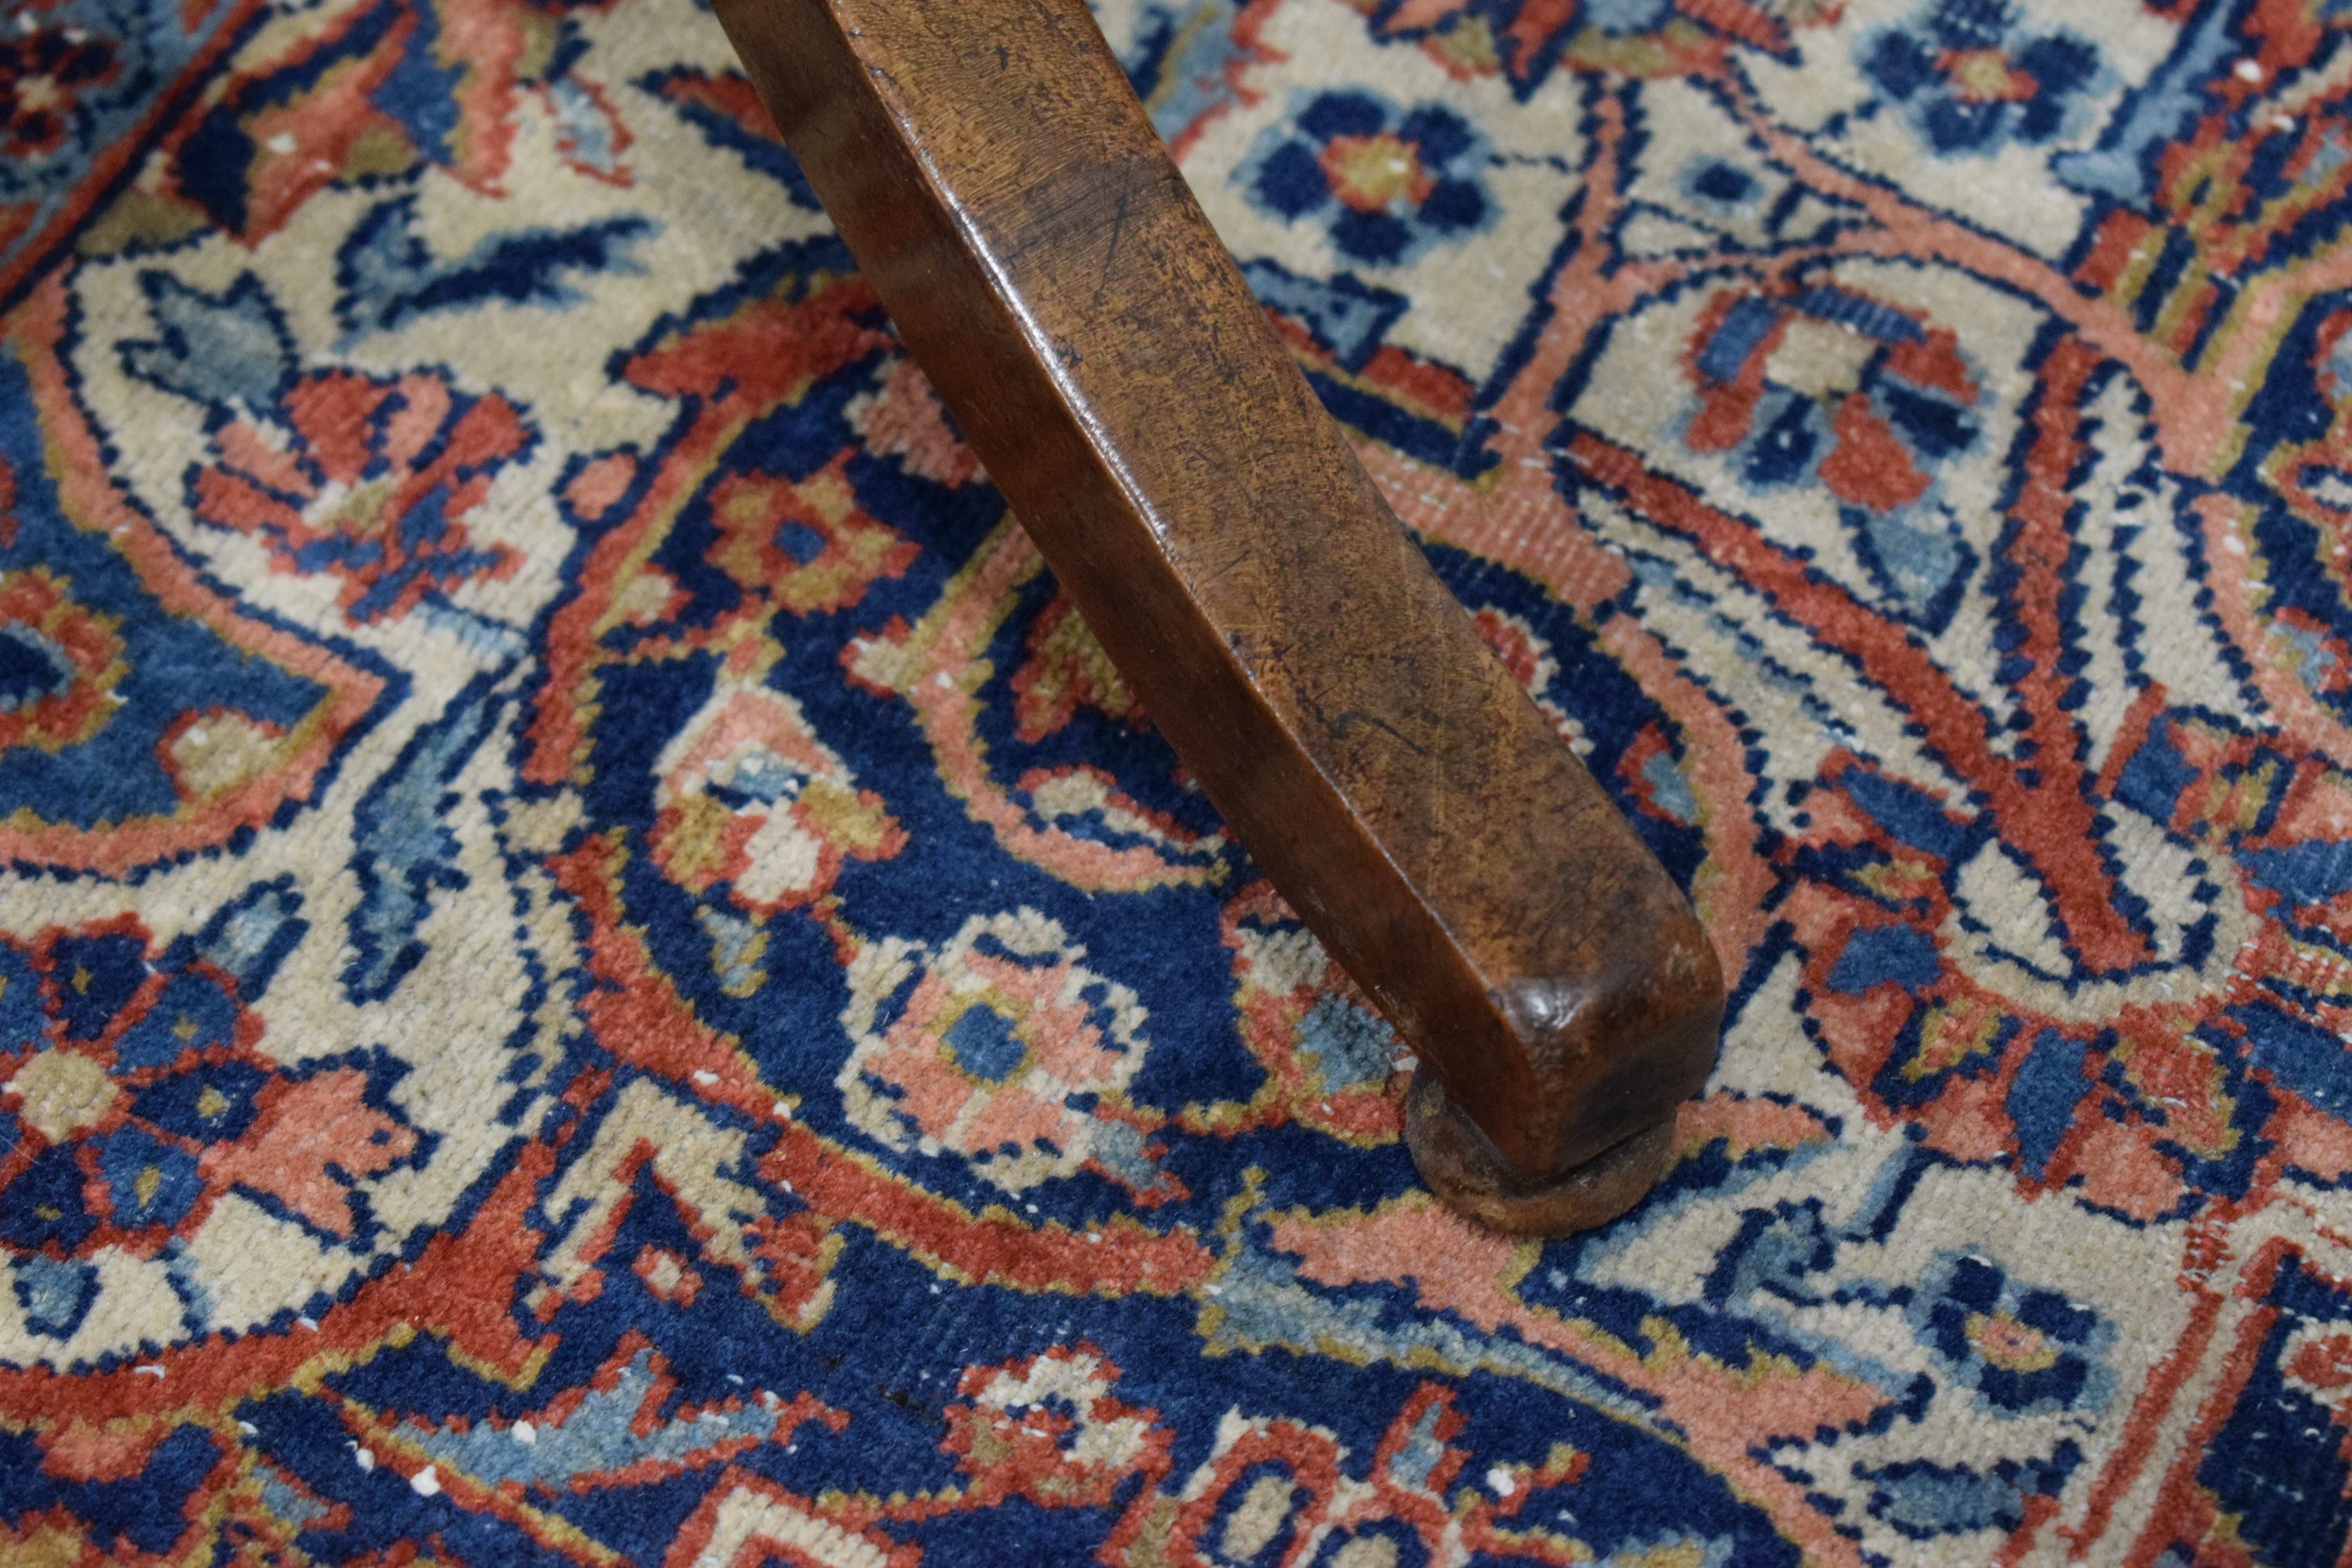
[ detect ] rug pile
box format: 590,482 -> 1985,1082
4,0 -> 2351,1562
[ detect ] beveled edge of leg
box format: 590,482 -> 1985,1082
1403,1065 -> 1676,1236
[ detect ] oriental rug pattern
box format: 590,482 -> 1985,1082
3,0 -> 2350,1563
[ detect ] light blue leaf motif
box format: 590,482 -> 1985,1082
343,670 -> 510,1001
118,271 -> 297,416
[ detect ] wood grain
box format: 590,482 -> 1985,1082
710,0 -> 1725,1230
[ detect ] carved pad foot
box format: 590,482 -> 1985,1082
1404,1067 -> 1675,1236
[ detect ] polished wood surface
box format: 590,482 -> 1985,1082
710,0 -> 1725,1231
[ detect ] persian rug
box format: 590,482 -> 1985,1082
7,0 -> 2352,1561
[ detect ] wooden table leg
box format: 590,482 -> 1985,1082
710,0 -> 1724,1233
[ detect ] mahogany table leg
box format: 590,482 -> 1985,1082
710,0 -> 1724,1232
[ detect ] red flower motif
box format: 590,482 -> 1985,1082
0,919 -> 420,1262
702,456 -> 917,618
187,369 -> 530,622
0,27 -> 117,161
